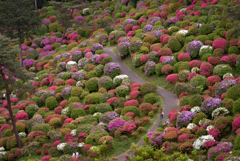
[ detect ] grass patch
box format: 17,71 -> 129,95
112,48 -> 176,94
106,95 -> 164,158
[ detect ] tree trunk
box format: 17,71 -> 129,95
35,0 -> 37,10
185,0 -> 188,6
18,37 -> 23,67
60,9 -> 74,45
0,70 -> 23,149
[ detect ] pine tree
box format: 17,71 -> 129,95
0,36 -> 35,148
50,0 -> 88,44
0,0 -> 41,67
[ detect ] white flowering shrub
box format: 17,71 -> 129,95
223,73 -> 233,79
66,61 -> 77,71
211,107 -> 229,118
199,118 -> 211,126
61,107 -> 70,116
83,8 -> 89,15
193,135 -> 215,150
191,67 -> 199,73
199,45 -> 213,57
125,95 -> 130,100
93,112 -> 102,117
206,125 -> 214,132
70,129 -> 77,136
177,30 -> 188,36
191,106 -> 201,113
57,143 -> 67,151
78,142 -> 85,148
113,74 -> 129,86
187,123 -> 197,130
19,132 -> 27,138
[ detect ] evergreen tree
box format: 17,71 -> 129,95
0,36 -> 35,148
50,0 -> 87,44
0,0 -> 41,67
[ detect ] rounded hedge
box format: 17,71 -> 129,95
85,77 -> 99,92
96,103 -> 113,113
213,64 -> 233,78
116,85 -> 130,97
71,108 -> 86,119
46,96 -> 58,110
83,92 -> 102,105
144,93 -> 158,104
225,84 -> 240,101
121,106 -> 140,117
98,76 -> 113,90
141,82 -> 157,96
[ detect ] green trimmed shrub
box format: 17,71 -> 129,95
199,46 -> 213,58
85,77 -> 99,92
71,87 -> 83,97
29,96 -> 41,107
71,108 -> 86,119
26,104 -> 39,119
79,115 -> 97,124
31,123 -> 51,134
100,92 -> 115,103
155,63 -> 164,76
188,26 -> 197,36
199,24 -> 214,35
179,95 -> 191,107
121,106 -> 140,117
168,36 -> 182,52
89,105 -> 96,115
189,95 -> 203,107
59,154 -> 72,161
201,53 -> 213,62
234,135 -> 240,150
76,124 -> 94,134
225,84 -> 240,101
68,97 -> 80,104
207,33 -> 216,41
141,82 -> 157,96
193,112 -> 207,125
144,93 -> 158,104
190,75 -> 207,89
63,142 -> 79,154
65,123 -> 77,130
83,92 -> 102,104
85,130 -> 109,146
113,97 -> 127,108
98,76 -> 113,90
213,64 -> 233,78
96,103 -> 112,113
178,62 -> 190,72
195,35 -> 208,44
228,46 -> 239,55
46,96 -> 58,110
49,23 -> 59,32
116,85 -> 130,97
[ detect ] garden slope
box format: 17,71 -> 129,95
104,47 -> 179,161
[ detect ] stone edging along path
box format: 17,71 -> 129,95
104,47 -> 179,161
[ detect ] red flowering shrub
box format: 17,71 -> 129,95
140,55 -> 148,64
140,103 -> 152,115
177,142 -> 193,153
125,24 -> 133,33
54,106 -> 63,114
59,100 -> 68,108
124,100 -> 139,107
158,48 -> 172,56
212,38 -> 228,51
199,62 -> 213,77
130,91 -> 141,99
206,76 -> 221,87
205,40 -> 213,45
208,56 -> 220,65
15,111 -> 29,121
221,56 -> 229,64
64,118 -> 73,123
15,149 -> 21,158
216,152 -> 231,161
228,54 -> 238,67
43,149 -> 48,155
166,74 -> 178,84
178,133 -> 194,142
107,97 -> 117,105
204,140 -> 218,149
179,105 -> 191,112
124,112 -> 135,118
19,103 -> 26,110
189,60 -> 201,68
132,26 -> 141,31
67,79 -> 76,86
178,53 -> 191,61
53,140 -> 61,147
188,72 -> 199,82
84,144 -> 92,154
161,64 -> 173,75
141,117 -> 150,125
36,150 -> 42,155
168,109 -> 179,124
27,131 -> 46,141
208,128 -> 221,140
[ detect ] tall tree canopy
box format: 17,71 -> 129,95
0,0 -> 41,67
0,36 -> 35,148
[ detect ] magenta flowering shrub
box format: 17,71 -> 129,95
178,53 -> 191,62
15,111 -> 28,121
189,60 -> 201,69
232,114 -> 240,132
147,131 -> 165,147
143,24 -> 153,33
176,111 -> 195,128
161,64 -> 173,75
124,100 -> 139,107
61,86 -> 72,100
23,59 -> 35,68
208,128 -> 221,140
42,19 -> 51,25
186,41 -> 204,58
206,76 -> 221,87
166,74 -> 179,84
199,62 -> 213,77
162,56 -> 177,66
120,122 -> 136,134
212,38 -> 228,51
207,142 -> 233,160
201,98 -> 221,115
108,118 -> 126,133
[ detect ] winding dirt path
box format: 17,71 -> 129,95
104,47 -> 179,161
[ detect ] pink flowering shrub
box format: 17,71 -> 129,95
178,133 -> 194,142
221,56 -> 229,64
206,76 -> 221,87
230,39 -> 238,47
161,64 -> 173,75
188,72 -> 199,81
189,60 -> 201,68
132,26 -> 141,31
166,74 -> 178,84
140,103 -> 153,115
40,155 -> 52,161
124,100 -> 139,107
168,109 -> 179,124
107,97 -> 117,105
15,111 -> 29,121
208,128 -> 221,140
140,55 -> 148,64
236,129 -> 240,135
130,91 -> 141,99
67,79 -> 76,86
121,122 -> 136,134
0,124 -> 12,132
178,53 -> 191,61
78,133 -> 88,142
53,140 -> 61,147
124,112 -> 135,118
232,114 -> 240,132
212,38 -> 228,51
64,133 -> 74,142
200,62 -> 213,77
158,48 -> 172,56
204,140 -> 218,149
228,54 -> 238,67
208,56 -> 219,65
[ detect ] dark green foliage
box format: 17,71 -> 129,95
29,96 -> 41,107
85,130 -> 109,146
113,97 -> 127,108
225,84 -> 240,101
193,112 -> 207,125
179,95 -> 191,107
85,77 -> 99,92
46,96 -> 58,110
189,95 -> 203,107
155,63 -> 164,76
83,92 -> 102,105
195,35 -> 208,44
31,124 -> 51,134
199,24 -> 214,35
71,108 -> 86,119
234,135 -> 240,150
168,36 -> 182,52
79,115 -> 97,124
201,53 -> 213,62
144,93 -> 158,104
228,46 -> 239,55
76,124 -> 94,134
71,87 -> 83,97
121,106 -> 140,117
141,82 -> 157,96
175,83 -> 198,97
96,103 -> 112,113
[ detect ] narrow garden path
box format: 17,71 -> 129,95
104,47 -> 179,161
